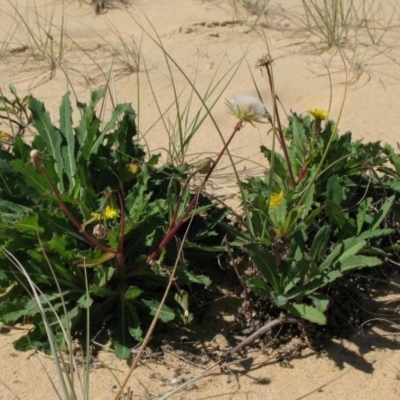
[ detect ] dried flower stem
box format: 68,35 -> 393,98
260,59 -> 296,188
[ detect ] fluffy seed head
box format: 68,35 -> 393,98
226,93 -> 268,125
30,149 -> 44,169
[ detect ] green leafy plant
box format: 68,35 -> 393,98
0,86 -> 227,359
229,58 -> 400,325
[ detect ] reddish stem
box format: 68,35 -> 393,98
116,190 -> 127,278
147,120 -> 244,264
40,166 -> 117,255
264,64 -> 296,189
169,173 -> 192,229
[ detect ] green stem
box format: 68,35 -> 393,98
169,173 -> 192,228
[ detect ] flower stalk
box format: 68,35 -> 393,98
257,56 -> 296,188
147,120 -> 244,265
116,190 -> 127,278
145,96 -> 266,267
297,108 -> 329,184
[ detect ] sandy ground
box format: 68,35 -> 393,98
1,0 -> 400,398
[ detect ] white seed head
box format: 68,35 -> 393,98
29,149 -> 44,169
226,93 -> 268,125
92,223 -> 107,239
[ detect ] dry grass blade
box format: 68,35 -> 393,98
3,249 -> 79,399
7,0 -> 68,87
91,0 -> 132,15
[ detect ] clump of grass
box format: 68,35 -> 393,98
234,0 -> 270,16
298,0 -> 397,49
231,0 -> 271,25
300,0 -> 355,48
95,20 -> 143,79
126,11 -> 246,166
357,0 -> 398,45
91,0 -> 132,15
9,1 -> 68,86
292,0 -> 398,87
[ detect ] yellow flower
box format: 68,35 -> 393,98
269,191 -> 284,209
90,206 -> 119,221
90,211 -> 102,221
226,93 -> 268,125
104,206 -> 119,219
308,108 -> 329,121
